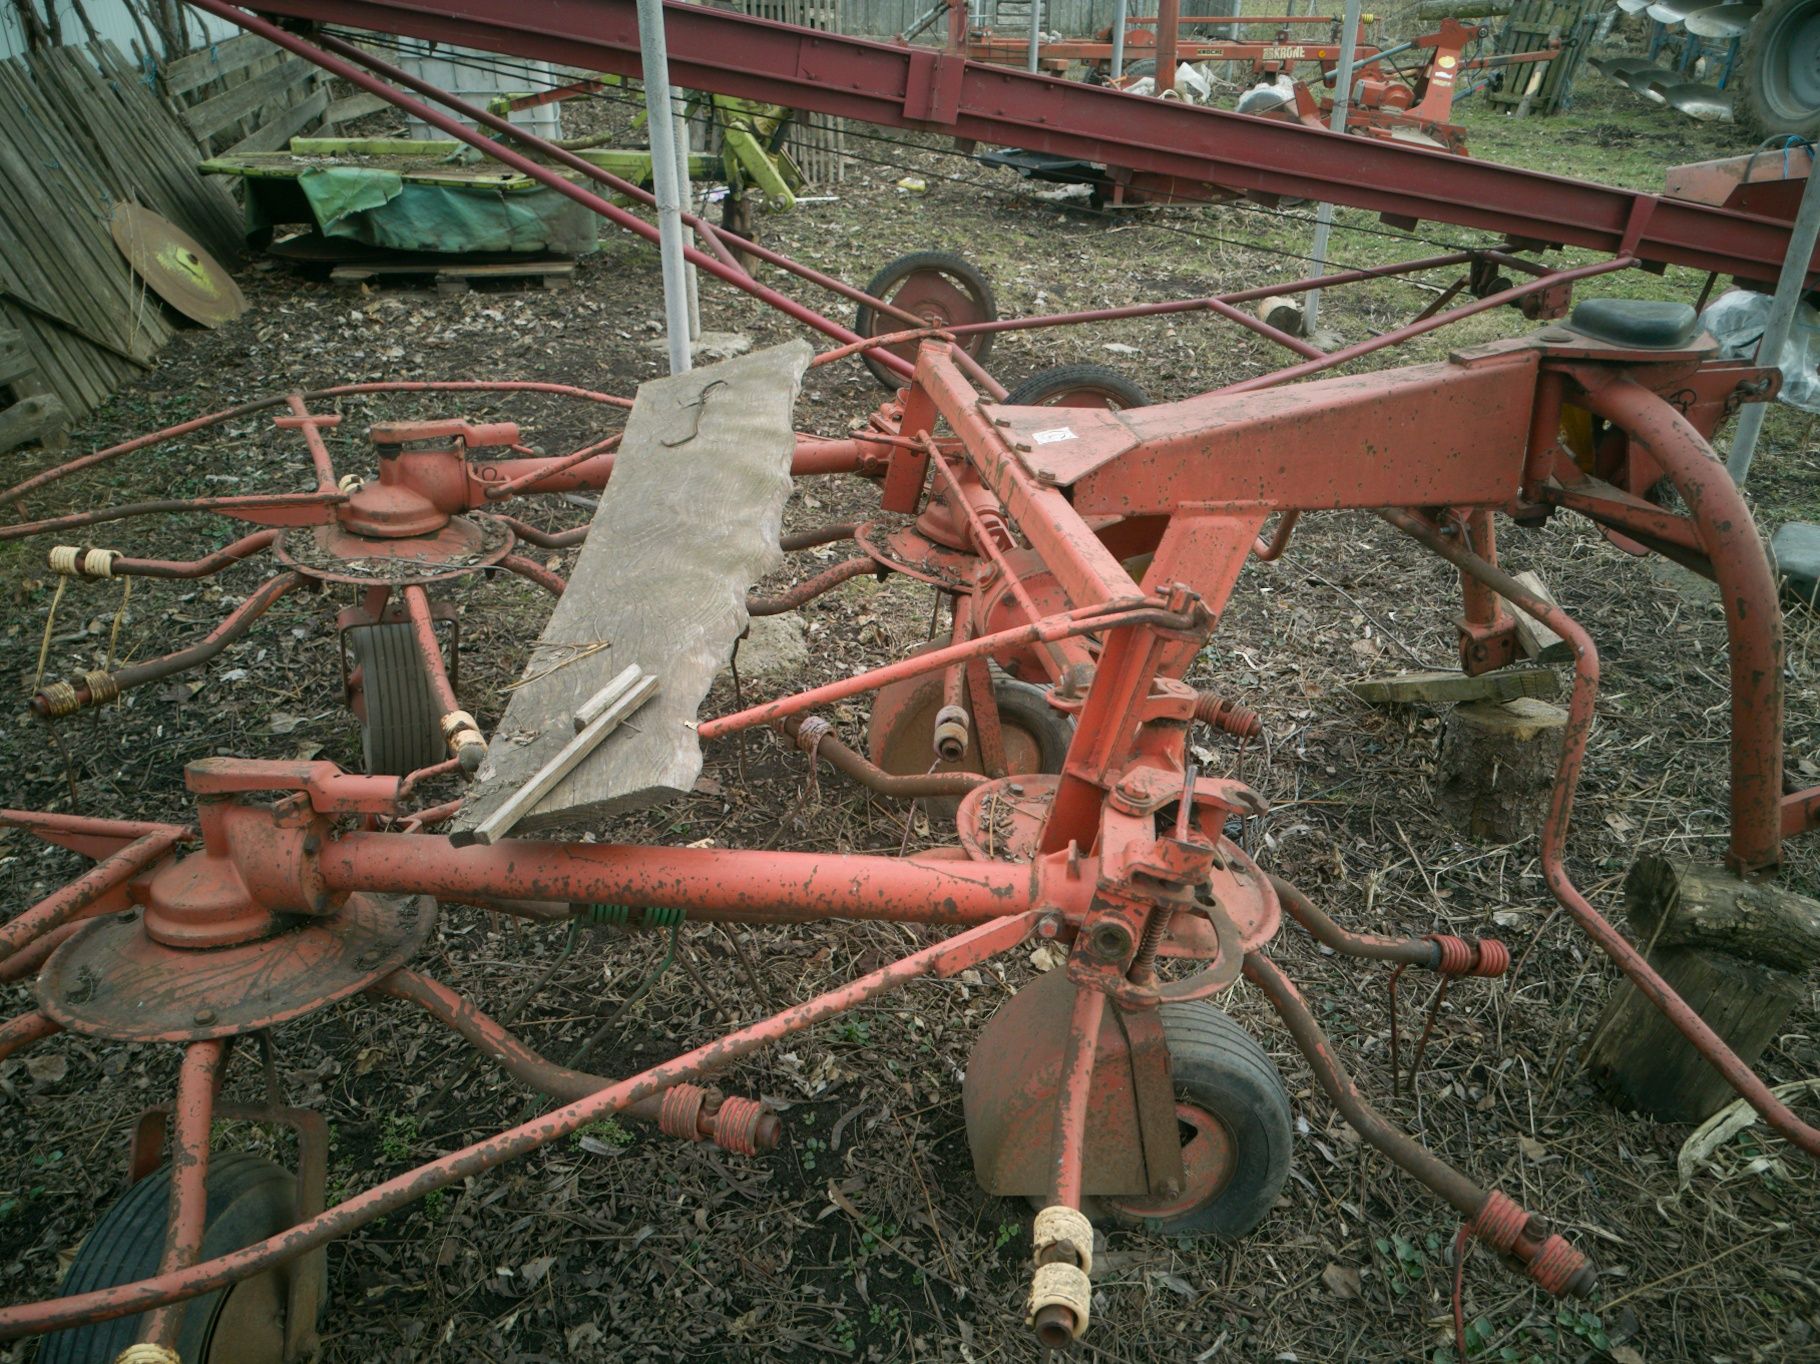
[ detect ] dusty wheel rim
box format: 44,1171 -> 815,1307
199,1267 -> 288,1362
1761,0 -> 1820,118
1022,381 -> 1137,410
1098,1101 -> 1237,1224
876,269 -> 988,367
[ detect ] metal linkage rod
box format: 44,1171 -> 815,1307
1384,508 -> 1820,1159
0,913 -> 1039,1339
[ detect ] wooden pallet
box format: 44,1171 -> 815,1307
330,258 -> 577,293
1484,0 -> 1600,115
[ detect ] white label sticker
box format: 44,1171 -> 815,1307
1032,426 -> 1078,445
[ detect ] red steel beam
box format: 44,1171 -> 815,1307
213,0 -> 1818,287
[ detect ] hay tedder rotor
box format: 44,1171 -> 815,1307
2,2 -> 1819,1360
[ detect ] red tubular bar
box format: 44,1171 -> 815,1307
33,572 -> 308,718
1213,257 -> 1637,397
497,553 -> 568,596
0,913 -> 1038,1339
56,530 -> 281,580
0,1011 -> 61,1062
777,715 -> 987,798
747,556 -> 878,617
371,968 -> 783,1148
1270,875 -> 1442,967
0,830 -> 183,961
0,923 -> 82,984
0,382 -> 629,512
401,585 -> 461,718
1,493 -> 338,543
1384,509 -> 1820,1158
319,834 -> 1076,924
1244,951 -> 1594,1295
1047,983 -> 1106,1210
696,601 -> 1194,740
138,1040 -> 227,1348
1569,377 -> 1783,874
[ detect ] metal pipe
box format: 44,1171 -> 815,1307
0,830 -> 183,961
322,834 -> 1071,925
138,1040 -> 227,1348
96,531 -> 281,580
1270,874 -> 1440,965
0,913 -> 1037,1340
1027,0 -> 1041,72
1573,378 -> 1783,873
497,553 -> 569,597
777,715 -> 987,797
1728,144 -> 1820,482
1383,508 -> 1820,1158
639,0 -> 694,374
32,573 -> 307,718
746,556 -> 878,615
1305,0 -> 1364,333
1110,0 -> 1127,77
0,1011 -> 60,1062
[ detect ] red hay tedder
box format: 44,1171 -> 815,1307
0,2 -> 1817,1359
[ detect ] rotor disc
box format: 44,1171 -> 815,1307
110,204 -> 247,327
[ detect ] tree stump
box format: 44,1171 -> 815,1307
1434,696 -> 1567,841
1584,858 -> 1820,1122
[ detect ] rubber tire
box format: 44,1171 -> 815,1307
1003,364 -> 1150,411
349,621 -> 444,777
1096,1001 -> 1292,1239
1736,0 -> 1820,140
987,676 -> 1075,776
854,251 -> 998,391
38,1153 -> 300,1364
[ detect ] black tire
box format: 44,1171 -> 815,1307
1123,58 -> 1157,81
989,676 -> 1075,775
1003,364 -> 1150,411
39,1153 -> 302,1364
853,251 -> 998,391
1736,0 -> 1820,140
349,622 -> 443,776
1095,1001 -> 1292,1238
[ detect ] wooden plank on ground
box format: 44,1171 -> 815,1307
0,394 -> 68,453
457,340 -> 814,833
1502,569 -> 1574,663
1350,666 -> 1561,705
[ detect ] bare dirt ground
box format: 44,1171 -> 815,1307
2,24 -> 1819,1364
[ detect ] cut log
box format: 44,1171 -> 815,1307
1500,569 -> 1573,663
0,393 -> 67,453
1350,665 -> 1559,706
1584,857 -> 1820,1122
1415,0 -> 1512,17
1434,695 -> 1567,841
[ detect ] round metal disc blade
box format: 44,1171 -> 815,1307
1645,2 -> 1690,24
1616,0 -> 1655,15
1592,56 -> 1651,81
110,203 -> 246,328
1685,2 -> 1759,37
1662,81 -> 1736,118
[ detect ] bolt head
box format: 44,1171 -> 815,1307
193,1008 -> 217,1026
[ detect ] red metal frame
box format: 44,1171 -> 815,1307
0,0 -> 1815,1352
1,317 -> 1815,1352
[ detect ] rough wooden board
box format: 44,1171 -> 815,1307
458,340 -> 812,832
1348,666 -> 1560,705
1501,569 -> 1574,663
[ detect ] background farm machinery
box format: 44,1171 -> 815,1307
0,0 -> 1819,1359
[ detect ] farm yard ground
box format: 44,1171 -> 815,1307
1,21 -> 1819,1364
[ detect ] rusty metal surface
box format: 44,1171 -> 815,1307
274,516 -> 512,585
37,896 -> 436,1043
110,204 -> 246,328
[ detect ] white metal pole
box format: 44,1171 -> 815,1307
1304,0 -> 1362,334
637,0 -> 693,374
1027,0 -> 1042,71
673,98 -> 702,341
1727,150 -> 1820,483
1110,0 -> 1128,78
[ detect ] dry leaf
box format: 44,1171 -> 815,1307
1321,1263 -> 1361,1299
25,1053 -> 67,1085
1518,1135 -> 1547,1162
